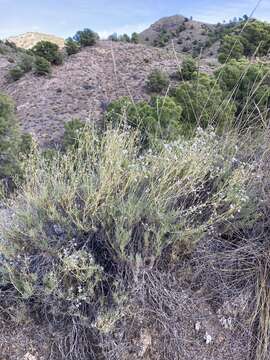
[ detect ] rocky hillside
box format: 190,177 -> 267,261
139,15 -> 216,55
7,32 -> 65,49
0,40 -> 216,146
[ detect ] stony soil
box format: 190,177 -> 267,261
0,40 -> 215,146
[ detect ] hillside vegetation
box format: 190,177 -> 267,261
0,14 -> 270,360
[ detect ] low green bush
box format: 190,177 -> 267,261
62,118 -> 85,149
73,29 -> 99,47
146,69 -> 170,93
118,34 -> 130,42
0,94 -> 32,191
218,34 -> 244,63
106,96 -> 182,146
131,32 -> 139,44
32,41 -> 63,65
65,37 -> 80,55
33,56 -> 52,76
9,53 -> 35,81
174,73 -> 236,132
18,53 -> 34,72
9,66 -> 25,81
215,59 -> 270,124
181,56 -> 198,81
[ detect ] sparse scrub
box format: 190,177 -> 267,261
2,12 -> 270,360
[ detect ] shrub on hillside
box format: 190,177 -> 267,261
215,59 -> 270,124
0,94 -> 32,191
62,118 -> 85,149
8,53 -> 35,81
108,33 -> 119,41
146,69 -> 170,93
218,34 -> 244,63
18,53 -> 35,72
153,29 -> 171,47
0,94 -> 20,185
106,96 -> 182,146
65,37 -> 80,55
240,20 -> 270,56
9,66 -> 25,81
181,56 -> 198,80
118,34 -> 130,42
33,56 -> 52,76
19,133 -> 33,156
73,28 -> 99,47
131,32 -> 139,44
174,73 -> 236,132
32,41 -> 63,65
217,20 -> 270,63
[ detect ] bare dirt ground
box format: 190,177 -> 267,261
0,319 -> 50,360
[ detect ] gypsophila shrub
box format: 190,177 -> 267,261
0,125 -> 254,357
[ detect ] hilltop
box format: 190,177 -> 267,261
7,32 -> 65,49
139,15 -> 216,55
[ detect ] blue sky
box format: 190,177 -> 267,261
0,0 -> 269,39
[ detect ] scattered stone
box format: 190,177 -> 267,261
195,321 -> 202,332
23,353 -> 37,360
204,332 -> 213,345
53,224 -> 64,236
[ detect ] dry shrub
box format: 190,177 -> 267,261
0,125 -> 253,359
